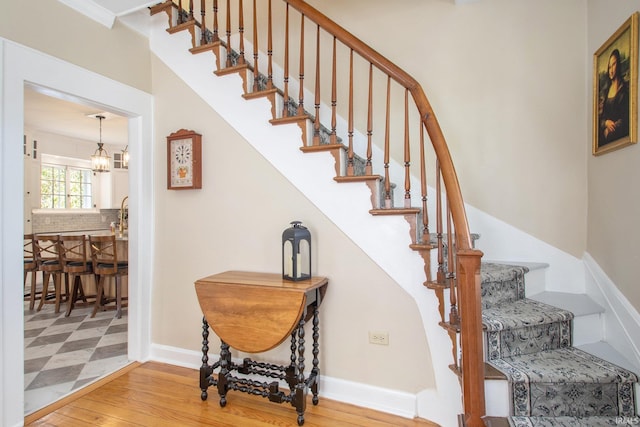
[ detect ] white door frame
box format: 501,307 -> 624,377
0,39 -> 154,427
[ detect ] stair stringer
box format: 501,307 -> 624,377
149,13 -> 462,426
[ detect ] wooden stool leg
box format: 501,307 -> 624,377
115,276 -> 122,319
38,273 -> 51,311
66,275 -> 80,317
54,273 -> 62,314
29,270 -> 37,310
92,275 -> 105,318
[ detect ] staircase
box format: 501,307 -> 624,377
148,1 -> 638,426
481,263 -> 638,426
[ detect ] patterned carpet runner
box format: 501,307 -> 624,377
481,263 -> 638,424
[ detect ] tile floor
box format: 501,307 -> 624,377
23,297 -> 129,415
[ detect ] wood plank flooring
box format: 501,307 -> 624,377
26,362 -> 440,426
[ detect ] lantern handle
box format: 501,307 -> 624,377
290,220 -> 306,229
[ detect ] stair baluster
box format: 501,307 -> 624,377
251,0 -> 259,93
403,89 -> 411,208
383,76 -> 392,209
225,0 -> 232,67
297,13 -> 305,116
419,124 -> 429,245
212,0 -> 219,43
237,0 -> 245,65
365,63 -> 374,176
283,4 -> 290,118
199,0 -> 207,45
266,0 -> 273,89
347,50 -> 355,175
312,24 -> 321,146
330,37 -> 338,146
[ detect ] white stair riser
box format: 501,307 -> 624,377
485,379 -> 510,417
523,267 -> 546,297
572,312 -> 604,346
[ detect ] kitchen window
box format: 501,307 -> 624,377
40,164 -> 93,209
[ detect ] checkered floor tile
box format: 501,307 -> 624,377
24,298 -> 129,415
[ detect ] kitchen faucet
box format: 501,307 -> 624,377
119,196 -> 128,235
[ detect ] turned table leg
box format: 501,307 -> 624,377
294,316 -> 307,426
200,317 -> 212,401
311,303 -> 320,405
217,340 -> 231,407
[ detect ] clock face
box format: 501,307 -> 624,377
175,143 -> 191,165
170,139 -> 193,187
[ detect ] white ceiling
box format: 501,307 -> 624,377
24,86 -> 129,146
91,0 -> 159,16
57,0 -> 159,28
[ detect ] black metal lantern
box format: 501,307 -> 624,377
282,221 -> 311,281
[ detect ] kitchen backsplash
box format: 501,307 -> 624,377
31,209 -> 119,233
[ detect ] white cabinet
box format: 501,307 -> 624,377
111,169 -> 129,208
23,137 -> 41,233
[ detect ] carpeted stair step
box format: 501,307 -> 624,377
481,263 -> 529,309
483,298 -> 574,360
489,347 -> 638,418
508,416 -> 639,426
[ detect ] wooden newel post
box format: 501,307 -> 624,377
457,248 -> 485,427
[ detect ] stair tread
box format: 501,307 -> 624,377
489,347 -> 639,384
508,416 -> 637,426
484,260 -> 550,272
577,341 -> 640,374
529,291 -> 605,317
483,298 -> 574,332
482,262 -> 530,283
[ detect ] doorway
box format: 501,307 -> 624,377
0,39 -> 153,427
23,86 -> 131,414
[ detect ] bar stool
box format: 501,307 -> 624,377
34,234 -> 68,313
60,234 -> 96,317
24,234 -> 39,310
89,234 -> 128,319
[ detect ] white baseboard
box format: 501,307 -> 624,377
149,343 -> 418,419
319,376 -> 417,419
583,253 -> 640,373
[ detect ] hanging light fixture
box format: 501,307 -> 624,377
91,115 -> 111,173
121,145 -> 129,168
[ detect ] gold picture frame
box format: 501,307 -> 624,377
593,12 -> 639,155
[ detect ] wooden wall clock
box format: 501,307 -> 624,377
167,129 -> 202,190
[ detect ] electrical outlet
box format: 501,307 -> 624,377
368,331 -> 389,345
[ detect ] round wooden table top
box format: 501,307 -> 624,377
195,271 -> 328,353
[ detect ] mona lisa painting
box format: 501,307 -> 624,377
593,12 -> 638,156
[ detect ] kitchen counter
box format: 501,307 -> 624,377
45,229 -> 129,241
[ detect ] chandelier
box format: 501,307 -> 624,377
121,145 -> 129,168
91,115 -> 110,172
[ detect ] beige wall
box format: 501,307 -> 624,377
0,0 -> 151,94
307,0 -> 589,258
587,2 -> 640,312
151,55 -> 434,392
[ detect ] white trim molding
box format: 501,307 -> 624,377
57,0 -> 116,28
583,252 -> 640,372
149,343 -> 419,419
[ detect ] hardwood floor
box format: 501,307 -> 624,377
25,362 -> 440,426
